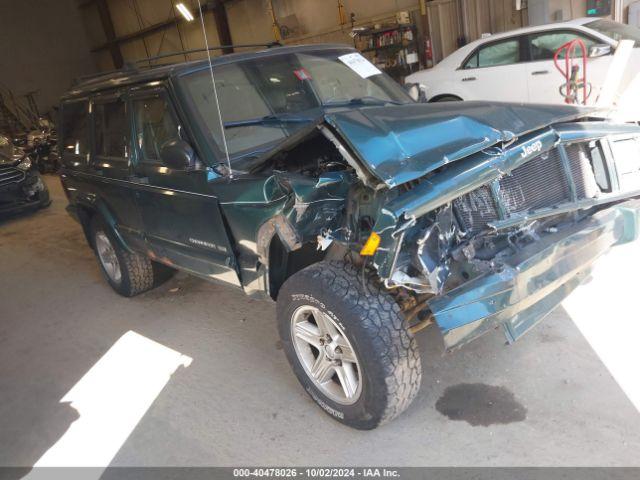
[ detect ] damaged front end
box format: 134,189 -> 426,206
220,101 -> 640,351
357,114 -> 640,350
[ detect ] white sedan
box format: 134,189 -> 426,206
406,18 -> 640,105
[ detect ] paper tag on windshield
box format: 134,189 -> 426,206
338,53 -> 382,79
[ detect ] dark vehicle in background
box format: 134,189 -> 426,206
0,133 -> 50,216
59,44 -> 640,429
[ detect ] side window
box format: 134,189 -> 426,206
477,39 -> 520,67
132,96 -> 181,164
61,101 -> 89,159
463,52 -> 479,69
94,99 -> 129,159
529,31 -> 598,61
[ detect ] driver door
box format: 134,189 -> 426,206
129,88 -> 240,286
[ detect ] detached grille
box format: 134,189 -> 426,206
0,165 -> 25,187
454,142 -> 601,233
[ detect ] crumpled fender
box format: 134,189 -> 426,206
245,171 -> 353,266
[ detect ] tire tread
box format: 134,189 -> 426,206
281,260 -> 422,427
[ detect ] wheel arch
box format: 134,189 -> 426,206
76,198 -> 131,253
266,235 -> 327,300
255,215 -> 332,300
429,93 -> 464,103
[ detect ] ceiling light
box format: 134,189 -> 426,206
176,3 -> 195,22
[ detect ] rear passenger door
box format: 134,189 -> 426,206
129,88 -> 240,286
454,36 -> 529,102
90,94 -> 145,249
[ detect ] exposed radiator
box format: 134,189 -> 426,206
498,148 -> 571,214
453,142 -> 601,233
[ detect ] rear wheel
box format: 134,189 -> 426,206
277,261 -> 422,429
90,217 -> 173,297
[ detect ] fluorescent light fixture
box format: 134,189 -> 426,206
176,2 -> 195,22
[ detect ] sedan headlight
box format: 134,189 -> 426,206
16,157 -> 32,171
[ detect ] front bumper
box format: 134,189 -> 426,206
429,199 -> 640,350
0,172 -> 50,215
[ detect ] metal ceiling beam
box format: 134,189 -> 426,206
211,0 -> 233,54
90,2 -> 215,53
95,0 -> 124,68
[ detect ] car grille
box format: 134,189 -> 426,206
0,164 -> 25,188
453,143 -> 601,232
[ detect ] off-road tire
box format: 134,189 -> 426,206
277,261 -> 422,429
90,217 -> 173,297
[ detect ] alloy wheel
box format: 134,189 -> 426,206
290,305 -> 362,405
95,231 -> 122,284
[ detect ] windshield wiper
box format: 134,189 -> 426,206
323,96 -> 404,107
223,114 -> 316,129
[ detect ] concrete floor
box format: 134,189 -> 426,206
1,175 -> 639,467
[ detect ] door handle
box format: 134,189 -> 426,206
462,76 -> 477,82
531,70 -> 549,75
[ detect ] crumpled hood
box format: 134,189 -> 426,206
324,101 -> 592,187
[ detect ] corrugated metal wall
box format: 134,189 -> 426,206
82,0 -> 539,71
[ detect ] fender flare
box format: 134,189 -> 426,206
255,215 -> 302,266
75,195 -> 132,253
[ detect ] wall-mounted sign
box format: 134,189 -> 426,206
586,0 -> 612,16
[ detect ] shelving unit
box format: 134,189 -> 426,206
354,23 -> 421,82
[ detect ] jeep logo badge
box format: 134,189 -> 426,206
520,140 -> 543,159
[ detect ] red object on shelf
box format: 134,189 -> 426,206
553,38 -> 589,105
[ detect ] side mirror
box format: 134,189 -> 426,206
404,82 -> 426,102
159,139 -> 196,170
589,44 -> 612,58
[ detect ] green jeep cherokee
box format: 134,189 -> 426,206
60,44 -> 640,429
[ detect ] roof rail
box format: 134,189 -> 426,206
71,42 -> 282,86
133,42 -> 282,65
73,66 -> 138,84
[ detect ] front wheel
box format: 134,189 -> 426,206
277,261 -> 422,429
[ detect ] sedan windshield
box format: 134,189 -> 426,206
586,19 -> 640,47
180,49 -> 411,161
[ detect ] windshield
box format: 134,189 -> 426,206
586,19 -> 640,47
180,49 -> 411,162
